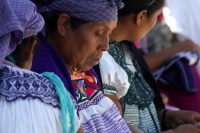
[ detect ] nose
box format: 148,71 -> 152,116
98,36 -> 109,51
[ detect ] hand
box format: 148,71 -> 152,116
172,124 -> 200,133
175,40 -> 200,52
165,110 -> 200,129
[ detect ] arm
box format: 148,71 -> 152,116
105,94 -> 122,115
77,125 -> 84,133
143,40 -> 200,72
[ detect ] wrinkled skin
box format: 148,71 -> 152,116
171,124 -> 200,133
165,110 -> 200,129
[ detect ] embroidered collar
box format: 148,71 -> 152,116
0,63 -> 60,108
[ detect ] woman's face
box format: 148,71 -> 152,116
58,20 -> 117,72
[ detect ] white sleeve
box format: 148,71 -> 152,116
99,51 -> 130,99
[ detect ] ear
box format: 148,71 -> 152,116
57,14 -> 71,36
23,38 -> 36,61
135,10 -> 148,26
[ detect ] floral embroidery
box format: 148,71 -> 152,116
71,71 -> 100,104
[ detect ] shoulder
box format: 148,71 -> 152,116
0,64 -> 60,108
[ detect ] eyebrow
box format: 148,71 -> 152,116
89,23 -> 110,31
97,22 -> 116,30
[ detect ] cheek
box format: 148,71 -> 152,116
150,17 -> 158,29
73,40 -> 97,62
67,30 -> 101,70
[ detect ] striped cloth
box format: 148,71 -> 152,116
108,41 -> 161,132
0,0 -> 44,68
31,0 -> 124,21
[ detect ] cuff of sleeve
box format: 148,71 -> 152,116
103,84 -> 117,96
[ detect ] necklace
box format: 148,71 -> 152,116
70,68 -> 93,82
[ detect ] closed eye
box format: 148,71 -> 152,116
95,30 -> 104,37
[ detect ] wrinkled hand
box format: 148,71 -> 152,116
172,124 -> 200,133
165,110 -> 200,129
176,40 -> 200,52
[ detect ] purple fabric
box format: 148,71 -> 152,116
31,0 -> 124,21
156,57 -> 197,94
158,66 -> 200,113
0,0 -> 44,68
31,34 -> 77,101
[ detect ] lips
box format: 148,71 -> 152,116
90,58 -> 100,65
91,58 -> 99,61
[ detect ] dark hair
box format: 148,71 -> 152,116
42,13 -> 90,33
10,36 -> 37,68
118,0 -> 164,17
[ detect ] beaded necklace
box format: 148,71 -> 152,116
70,68 -> 93,82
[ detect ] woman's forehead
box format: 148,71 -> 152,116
84,21 -> 117,31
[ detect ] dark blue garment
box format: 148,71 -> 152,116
31,34 -> 77,102
154,56 -> 198,94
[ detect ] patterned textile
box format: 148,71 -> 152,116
123,102 -> 160,132
122,100 -> 140,127
138,103 -> 161,132
103,84 -> 117,95
108,40 -> 161,132
108,40 -> 155,109
0,0 -> 44,68
32,0 -> 124,21
82,104 -> 130,133
0,61 -> 59,108
72,70 -> 131,133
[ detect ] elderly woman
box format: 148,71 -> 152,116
95,0 -> 200,133
31,0 -> 132,132
0,0 -> 82,133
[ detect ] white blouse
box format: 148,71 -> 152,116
0,96 -> 81,133
99,51 -> 130,99
0,63 -> 81,133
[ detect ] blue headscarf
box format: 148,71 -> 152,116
32,0 -> 124,21
0,0 -> 44,68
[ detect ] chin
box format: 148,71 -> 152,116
80,66 -> 93,72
